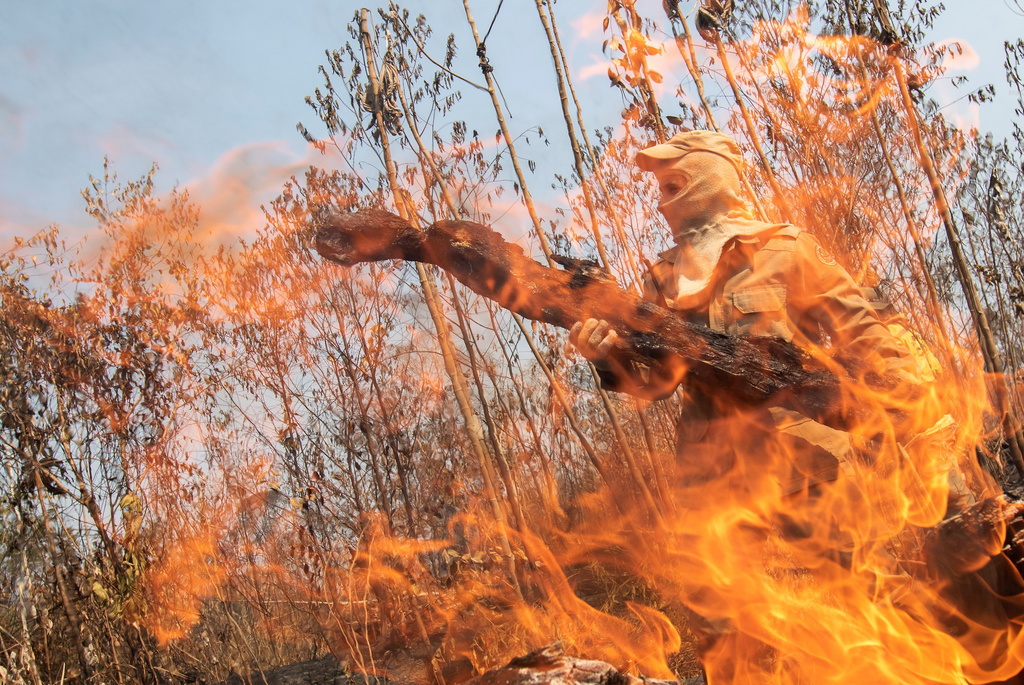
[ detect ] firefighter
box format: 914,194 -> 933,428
569,130 -> 923,496
566,131 -> 949,675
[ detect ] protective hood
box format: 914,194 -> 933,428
655,151 -> 747,239
636,131 -> 784,308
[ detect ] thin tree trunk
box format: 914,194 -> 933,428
398,9 -> 616,495
484,305 -> 554,489
660,4 -> 770,220
544,0 -> 676,512
544,0 -> 643,283
391,65 -> 541,538
53,395 -> 124,578
464,0 -> 663,523
532,0 -> 612,270
448,279 -> 530,531
538,0 -> 666,522
11,488 -> 44,685
346,281 -> 420,533
357,10 -> 522,596
334,305 -> 395,526
340,332 -> 394,527
607,3 -> 668,142
509,313 -> 612,485
711,33 -> 792,221
664,1 -> 719,131
459,1 -> 555,263
386,425 -> 417,534
33,470 -> 94,681
867,109 -> 945,322
345,448 -> 366,518
892,55 -> 1024,475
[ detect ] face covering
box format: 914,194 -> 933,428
655,151 -> 746,240
651,152 -> 780,308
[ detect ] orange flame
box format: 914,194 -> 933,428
95,6 -> 1023,684
143,530 -> 228,645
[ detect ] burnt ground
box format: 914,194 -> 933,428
220,655 -> 383,685
214,648 -> 704,685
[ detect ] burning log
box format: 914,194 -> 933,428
464,643 -> 701,685
315,209 -> 869,426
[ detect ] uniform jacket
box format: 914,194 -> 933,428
597,221 -> 919,492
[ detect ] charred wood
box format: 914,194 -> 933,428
464,643 -> 701,685
314,209 -> 888,427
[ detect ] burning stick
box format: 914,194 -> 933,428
315,209 -> 860,424
464,642 -> 697,685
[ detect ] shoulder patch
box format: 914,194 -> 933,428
815,244 -> 837,266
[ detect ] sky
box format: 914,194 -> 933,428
0,0 -> 1021,252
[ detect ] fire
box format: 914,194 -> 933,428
142,528 -> 227,645
397,343 -> 1015,683
71,4 -> 1020,685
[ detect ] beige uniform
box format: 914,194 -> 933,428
646,226 -> 910,359
598,222 -> 920,494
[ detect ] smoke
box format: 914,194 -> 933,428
184,139 -> 337,253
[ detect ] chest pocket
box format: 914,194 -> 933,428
732,283 -> 792,339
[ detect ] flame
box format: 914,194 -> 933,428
267,343 -> 1021,682
76,4 -> 1021,683
142,528 -> 228,645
